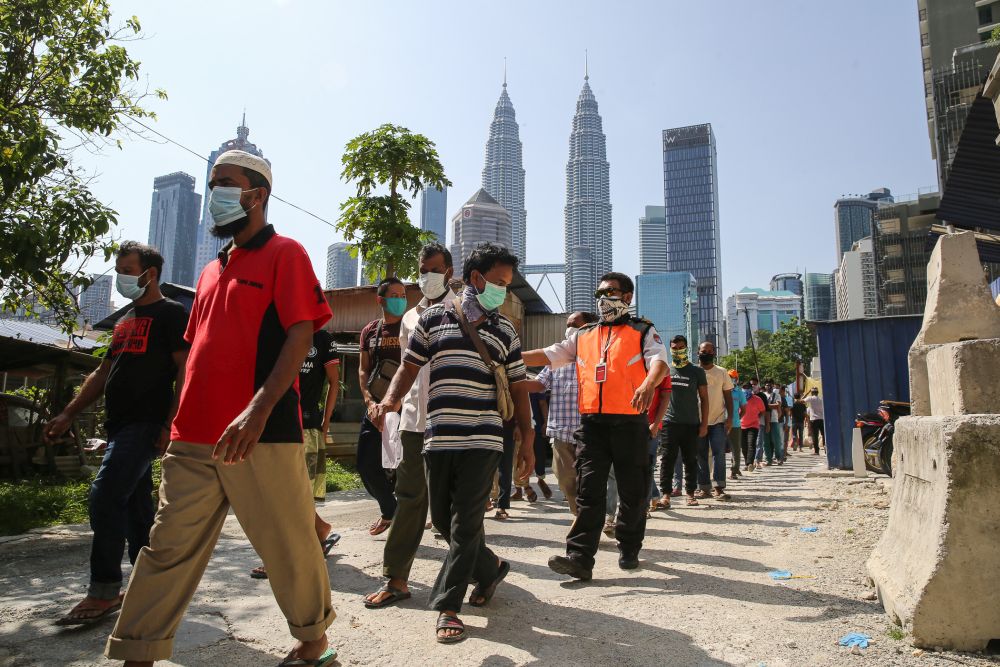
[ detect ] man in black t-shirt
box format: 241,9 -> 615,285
790,392 -> 807,451
358,277 -> 406,535
659,335 -> 709,506
46,241 -> 189,626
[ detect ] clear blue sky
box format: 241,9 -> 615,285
80,0 -> 937,310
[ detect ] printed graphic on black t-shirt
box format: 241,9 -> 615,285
360,318 -> 402,364
299,330 -> 337,429
104,298 -> 189,431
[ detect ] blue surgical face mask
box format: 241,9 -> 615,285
384,297 -> 407,317
475,276 -> 507,311
116,269 -> 148,301
208,186 -> 257,226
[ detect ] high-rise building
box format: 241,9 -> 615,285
834,188 -> 893,262
419,186 -> 448,245
325,242 -> 358,289
450,188 -> 513,268
873,191 -> 941,316
79,274 -> 112,325
663,123 -> 725,353
482,78 -> 526,263
638,205 -> 667,274
564,73 -> 612,312
726,288 -> 802,351
769,273 -> 803,296
804,273 -> 836,322
147,172 -> 201,286
636,273 -> 698,347
193,115 -> 269,275
835,237 -> 877,320
918,0 -> 1000,187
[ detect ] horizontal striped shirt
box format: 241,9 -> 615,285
403,303 -> 526,452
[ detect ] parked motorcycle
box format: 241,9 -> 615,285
855,400 -> 911,476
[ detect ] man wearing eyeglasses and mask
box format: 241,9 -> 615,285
522,272 -> 669,580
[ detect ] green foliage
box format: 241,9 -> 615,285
337,124 -> 451,281
886,626 -> 906,641
0,476 -> 92,536
325,460 -> 361,493
768,317 -> 817,365
720,317 -> 816,386
991,25 -> 1000,44
0,0 -> 164,332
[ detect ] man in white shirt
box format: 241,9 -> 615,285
363,243 -> 457,609
803,387 -> 826,455
696,341 -> 734,499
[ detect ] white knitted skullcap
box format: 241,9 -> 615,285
213,150 -> 272,188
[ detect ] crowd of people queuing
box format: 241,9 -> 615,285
42,149 -> 826,665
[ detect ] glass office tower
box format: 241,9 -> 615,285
636,273 -> 698,346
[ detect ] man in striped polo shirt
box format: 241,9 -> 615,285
370,242 -> 534,644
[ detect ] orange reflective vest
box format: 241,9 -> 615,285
576,318 -> 653,415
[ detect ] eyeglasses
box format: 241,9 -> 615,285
594,287 -> 623,298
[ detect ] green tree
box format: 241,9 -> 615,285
720,327 -> 798,386
0,0 -> 164,331
337,124 -> 451,282
768,317 -> 817,368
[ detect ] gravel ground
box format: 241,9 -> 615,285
0,452 -> 997,666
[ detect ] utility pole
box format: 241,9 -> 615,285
742,308 -> 762,384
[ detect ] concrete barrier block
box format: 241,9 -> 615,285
927,339 -> 1000,416
907,345 -> 934,417
867,415 -> 1000,651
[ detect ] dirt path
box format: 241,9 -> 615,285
1,453 -> 997,666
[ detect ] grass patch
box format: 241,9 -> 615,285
846,528 -> 855,534
887,627 -> 906,641
0,476 -> 93,536
325,461 -> 361,493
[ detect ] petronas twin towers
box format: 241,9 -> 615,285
481,70 -> 610,311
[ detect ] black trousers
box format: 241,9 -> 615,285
356,417 -> 398,520
425,448 -> 502,613
660,422 -> 699,495
741,427 -> 759,465
566,414 -> 649,569
810,419 -> 825,453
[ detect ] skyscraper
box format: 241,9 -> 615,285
147,172 -> 201,286
564,72 -> 612,312
636,272 -> 698,345
769,273 -> 803,296
193,115 -> 269,275
804,272 -> 836,321
419,186 -> 448,244
638,205 -> 667,274
450,189 -> 512,268
79,274 -> 112,325
834,188 -> 893,262
482,77 -> 526,263
873,191 -> 941,316
835,237 -> 877,320
662,123 -> 725,353
325,242 -> 358,289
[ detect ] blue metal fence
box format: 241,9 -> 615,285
813,316 -> 922,469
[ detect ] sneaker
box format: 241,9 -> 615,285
548,555 -> 592,581
618,553 -> 639,570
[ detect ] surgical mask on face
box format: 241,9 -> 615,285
116,270 -> 148,301
597,296 -> 629,322
383,297 -> 407,317
418,272 -> 447,299
208,186 -> 257,226
475,277 -> 507,311
671,348 -> 689,367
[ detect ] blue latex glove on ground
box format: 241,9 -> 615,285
800,526 -> 819,532
768,570 -> 792,580
838,632 -> 871,648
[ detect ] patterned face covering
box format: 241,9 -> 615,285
597,296 -> 629,322
671,347 -> 689,367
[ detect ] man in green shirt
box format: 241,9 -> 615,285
658,335 -> 709,506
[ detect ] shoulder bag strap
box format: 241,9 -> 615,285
452,299 -> 496,370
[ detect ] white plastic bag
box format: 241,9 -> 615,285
381,412 -> 403,469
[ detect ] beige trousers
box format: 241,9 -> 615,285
105,441 -> 335,662
552,438 -> 578,514
303,428 -> 328,500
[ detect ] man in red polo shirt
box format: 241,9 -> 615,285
106,150 -> 337,667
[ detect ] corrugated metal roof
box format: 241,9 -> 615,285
0,319 -> 99,349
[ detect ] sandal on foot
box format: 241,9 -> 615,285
469,560 -> 510,607
686,495 -> 699,506
537,479 -> 552,499
713,488 -> 731,500
436,613 -> 467,644
55,595 -> 123,626
363,584 -> 412,609
277,647 -> 337,666
321,534 -> 341,557
369,518 -> 391,536
524,485 -> 538,503
493,508 -> 509,520
250,566 -> 269,579
510,489 -> 524,502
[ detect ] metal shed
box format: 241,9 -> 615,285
813,316 -> 922,469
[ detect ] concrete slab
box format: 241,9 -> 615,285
927,339 -> 1000,415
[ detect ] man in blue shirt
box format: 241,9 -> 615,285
728,370 -> 747,479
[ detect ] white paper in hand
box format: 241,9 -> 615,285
381,412 -> 403,469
